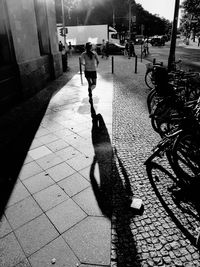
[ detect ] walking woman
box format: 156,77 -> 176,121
80,42 -> 99,97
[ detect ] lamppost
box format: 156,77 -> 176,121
128,0 -> 135,41
61,0 -> 66,46
168,0 -> 180,71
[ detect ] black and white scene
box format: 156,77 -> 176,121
1,0 -> 200,266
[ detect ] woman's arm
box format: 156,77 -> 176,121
95,53 -> 99,66
80,53 -> 85,66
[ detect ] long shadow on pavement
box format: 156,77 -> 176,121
89,95 -> 142,266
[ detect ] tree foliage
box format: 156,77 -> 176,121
180,0 -> 200,36
55,0 -> 171,37
182,0 -> 200,16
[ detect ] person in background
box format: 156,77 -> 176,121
129,41 -> 135,58
198,35 -> 200,47
68,42 -> 72,55
124,40 -> 129,56
61,45 -> 68,72
80,42 -> 99,97
100,39 -> 106,58
143,39 -> 149,56
124,40 -> 129,57
105,41 -> 109,59
59,41 -> 63,52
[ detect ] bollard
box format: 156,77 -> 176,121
135,55 -> 138,74
112,56 -> 114,74
153,58 -> 156,65
141,44 -> 143,62
79,57 -> 82,74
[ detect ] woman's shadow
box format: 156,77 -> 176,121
89,95 -> 143,266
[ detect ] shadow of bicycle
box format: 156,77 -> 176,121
146,160 -> 200,249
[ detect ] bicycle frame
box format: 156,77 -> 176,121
144,128 -> 183,165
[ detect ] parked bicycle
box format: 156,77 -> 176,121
145,60 -> 200,187
145,59 -> 183,90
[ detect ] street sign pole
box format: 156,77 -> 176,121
128,0 -> 131,41
168,0 -> 180,71
61,0 -> 66,46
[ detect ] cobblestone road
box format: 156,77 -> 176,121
110,56 -> 200,267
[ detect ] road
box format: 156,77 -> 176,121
135,39 -> 200,72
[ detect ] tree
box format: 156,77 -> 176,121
182,0 -> 200,16
55,0 -> 172,37
180,0 -> 200,38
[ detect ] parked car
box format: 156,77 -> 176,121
135,35 -> 144,45
150,36 -> 165,46
162,34 -> 170,42
96,42 -> 125,55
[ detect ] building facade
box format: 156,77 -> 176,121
0,0 -> 62,113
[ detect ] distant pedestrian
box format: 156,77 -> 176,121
129,41 -> 135,58
105,41 -> 109,59
68,42 -> 72,55
100,39 -> 106,58
142,40 -> 149,56
59,41 -> 63,52
61,45 -> 68,72
146,38 -> 149,54
198,36 -> 200,47
124,40 -> 129,56
81,42 -> 99,97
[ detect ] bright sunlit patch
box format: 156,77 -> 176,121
88,37 -> 98,44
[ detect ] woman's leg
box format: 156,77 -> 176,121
85,77 -> 93,96
91,78 -> 97,90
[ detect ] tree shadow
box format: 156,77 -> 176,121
89,95 -> 143,266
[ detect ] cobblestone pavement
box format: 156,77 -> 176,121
110,56 -> 200,267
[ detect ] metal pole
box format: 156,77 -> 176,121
168,0 -> 180,71
79,57 -> 83,85
135,55 -> 137,73
61,0 -> 66,47
127,0 -> 132,57
128,0 -> 131,41
112,56 -> 114,74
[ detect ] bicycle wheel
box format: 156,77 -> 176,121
186,85 -> 200,102
172,131 -> 200,183
150,97 -> 180,136
145,70 -> 155,90
147,89 -> 160,114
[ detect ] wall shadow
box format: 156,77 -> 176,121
0,75 -> 74,218
89,95 -> 142,266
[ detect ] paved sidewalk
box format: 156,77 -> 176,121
0,55 -> 114,267
178,37 -> 200,50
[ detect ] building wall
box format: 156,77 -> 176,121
7,0 -> 40,62
0,0 -> 62,110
